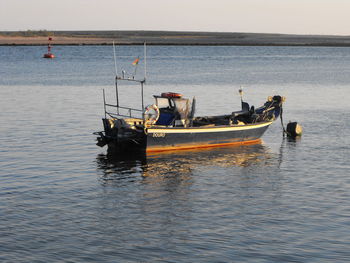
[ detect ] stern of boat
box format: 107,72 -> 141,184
95,117 -> 147,151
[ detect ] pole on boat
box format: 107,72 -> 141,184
141,81 -> 145,120
103,89 -> 107,119
141,42 -> 146,120
239,86 -> 243,102
144,42 -> 147,82
115,77 -> 119,115
113,41 -> 118,76
113,42 -> 119,111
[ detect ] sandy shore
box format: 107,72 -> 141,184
1,31 -> 350,46
0,36 -> 116,45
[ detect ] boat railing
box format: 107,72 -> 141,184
103,80 -> 145,120
104,103 -> 144,119
104,42 -> 147,121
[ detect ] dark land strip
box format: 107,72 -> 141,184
1,30 -> 350,46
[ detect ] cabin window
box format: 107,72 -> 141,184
156,98 -> 170,109
173,98 -> 190,119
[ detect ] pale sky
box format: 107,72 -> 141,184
0,0 -> 349,35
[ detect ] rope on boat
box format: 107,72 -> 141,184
280,106 -> 289,137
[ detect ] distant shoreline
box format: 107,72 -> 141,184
1,30 -> 350,46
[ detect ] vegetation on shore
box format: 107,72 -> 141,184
0,30 -> 55,37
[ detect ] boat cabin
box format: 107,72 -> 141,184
153,92 -> 194,127
151,92 -> 256,127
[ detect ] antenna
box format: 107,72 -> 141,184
144,42 -> 147,82
113,41 -> 119,107
113,41 -> 118,77
239,86 -> 243,102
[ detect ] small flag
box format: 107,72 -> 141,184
132,57 -> 140,66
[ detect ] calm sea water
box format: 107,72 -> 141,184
1,45 -> 350,262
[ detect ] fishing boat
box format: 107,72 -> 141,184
94,45 -> 286,154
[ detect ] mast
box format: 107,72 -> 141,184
113,42 -> 119,110
113,41 -> 118,77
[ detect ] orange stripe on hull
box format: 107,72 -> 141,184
146,139 -> 262,153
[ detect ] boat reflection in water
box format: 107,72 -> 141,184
96,142 -> 274,183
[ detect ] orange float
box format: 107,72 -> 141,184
161,92 -> 183,98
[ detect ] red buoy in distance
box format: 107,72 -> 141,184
43,37 -> 55,58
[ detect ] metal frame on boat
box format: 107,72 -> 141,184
95,44 -> 285,153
